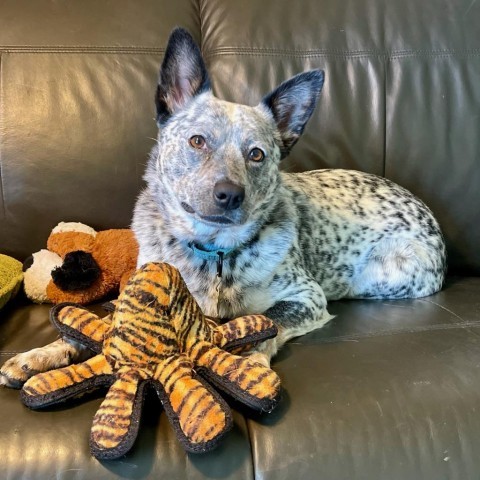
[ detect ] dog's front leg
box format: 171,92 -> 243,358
246,274 -> 333,367
0,338 -> 93,388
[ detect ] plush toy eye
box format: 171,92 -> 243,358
189,135 -> 206,149
248,148 -> 265,162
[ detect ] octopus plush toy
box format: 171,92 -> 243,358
21,262 -> 281,460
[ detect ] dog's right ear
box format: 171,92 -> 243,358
155,28 -> 211,125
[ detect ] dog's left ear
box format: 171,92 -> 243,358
261,70 -> 324,158
156,28 -> 211,125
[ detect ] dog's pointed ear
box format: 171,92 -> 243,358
261,70 -> 324,158
156,28 -> 211,125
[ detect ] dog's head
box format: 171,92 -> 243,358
146,28 -> 324,245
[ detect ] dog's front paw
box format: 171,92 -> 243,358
1,351 -> 44,389
0,340 -> 77,389
243,351 -> 271,368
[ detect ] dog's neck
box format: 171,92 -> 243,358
185,241 -> 235,258
184,241 -> 235,277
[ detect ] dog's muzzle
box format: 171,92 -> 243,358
180,180 -> 245,225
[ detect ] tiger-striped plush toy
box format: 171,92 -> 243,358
21,262 -> 281,460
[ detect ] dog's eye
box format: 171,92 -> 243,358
248,148 -> 265,162
189,135 -> 206,149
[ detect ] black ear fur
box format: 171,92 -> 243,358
262,70 -> 324,158
156,27 -> 211,125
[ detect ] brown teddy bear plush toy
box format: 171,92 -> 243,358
24,222 -> 138,305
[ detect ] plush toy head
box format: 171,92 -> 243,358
0,254 -> 23,310
21,262 -> 281,459
23,222 -> 138,305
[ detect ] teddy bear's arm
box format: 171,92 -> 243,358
21,354 -> 113,409
191,342 -> 281,412
152,354 -> 232,453
50,303 -> 113,353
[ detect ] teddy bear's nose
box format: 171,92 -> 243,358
51,251 -> 101,291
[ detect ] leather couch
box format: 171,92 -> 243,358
1,1 -> 479,478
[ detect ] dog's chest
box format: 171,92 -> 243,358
165,229 -> 292,319
159,263 -> 263,319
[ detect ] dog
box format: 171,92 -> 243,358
0,28 -> 446,387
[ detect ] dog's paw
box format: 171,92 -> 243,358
0,351 -> 46,389
243,351 -> 271,368
0,356 -> 31,388
0,340 -> 78,389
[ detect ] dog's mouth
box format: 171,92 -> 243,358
198,215 -> 234,225
181,202 -> 234,226
181,202 -> 195,214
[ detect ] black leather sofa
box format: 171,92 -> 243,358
1,1 -> 479,478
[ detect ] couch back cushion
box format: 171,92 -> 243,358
0,0 -> 479,274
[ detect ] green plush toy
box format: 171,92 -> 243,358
0,254 -> 23,310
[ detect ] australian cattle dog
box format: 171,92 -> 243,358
0,28 -> 446,387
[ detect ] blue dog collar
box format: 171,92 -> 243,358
186,242 -> 235,277
187,242 -> 234,260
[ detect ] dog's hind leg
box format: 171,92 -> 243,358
348,238 -> 445,300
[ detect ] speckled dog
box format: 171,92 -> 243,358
0,28 -> 446,386
132,28 -> 446,365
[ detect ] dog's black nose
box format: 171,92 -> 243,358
213,181 -> 245,210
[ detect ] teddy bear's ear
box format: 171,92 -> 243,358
51,222 -> 97,236
47,230 -> 96,257
47,222 -> 97,256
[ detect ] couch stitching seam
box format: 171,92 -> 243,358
2,46 -> 479,59
0,46 -> 165,55
203,48 -> 480,60
382,55 -> 388,178
205,46 -> 480,55
244,417 -> 256,480
0,52 -> 5,219
198,0 -> 204,54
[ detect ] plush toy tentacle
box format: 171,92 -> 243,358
50,303 -> 112,353
191,342 -> 281,412
153,354 -> 232,452
21,262 -> 282,458
21,354 -> 113,409
216,315 -> 278,351
90,368 -> 147,460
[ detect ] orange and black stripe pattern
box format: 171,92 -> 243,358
21,262 -> 281,458
103,262 -> 213,369
22,354 -> 112,402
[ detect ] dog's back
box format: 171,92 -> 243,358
281,169 -> 446,300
